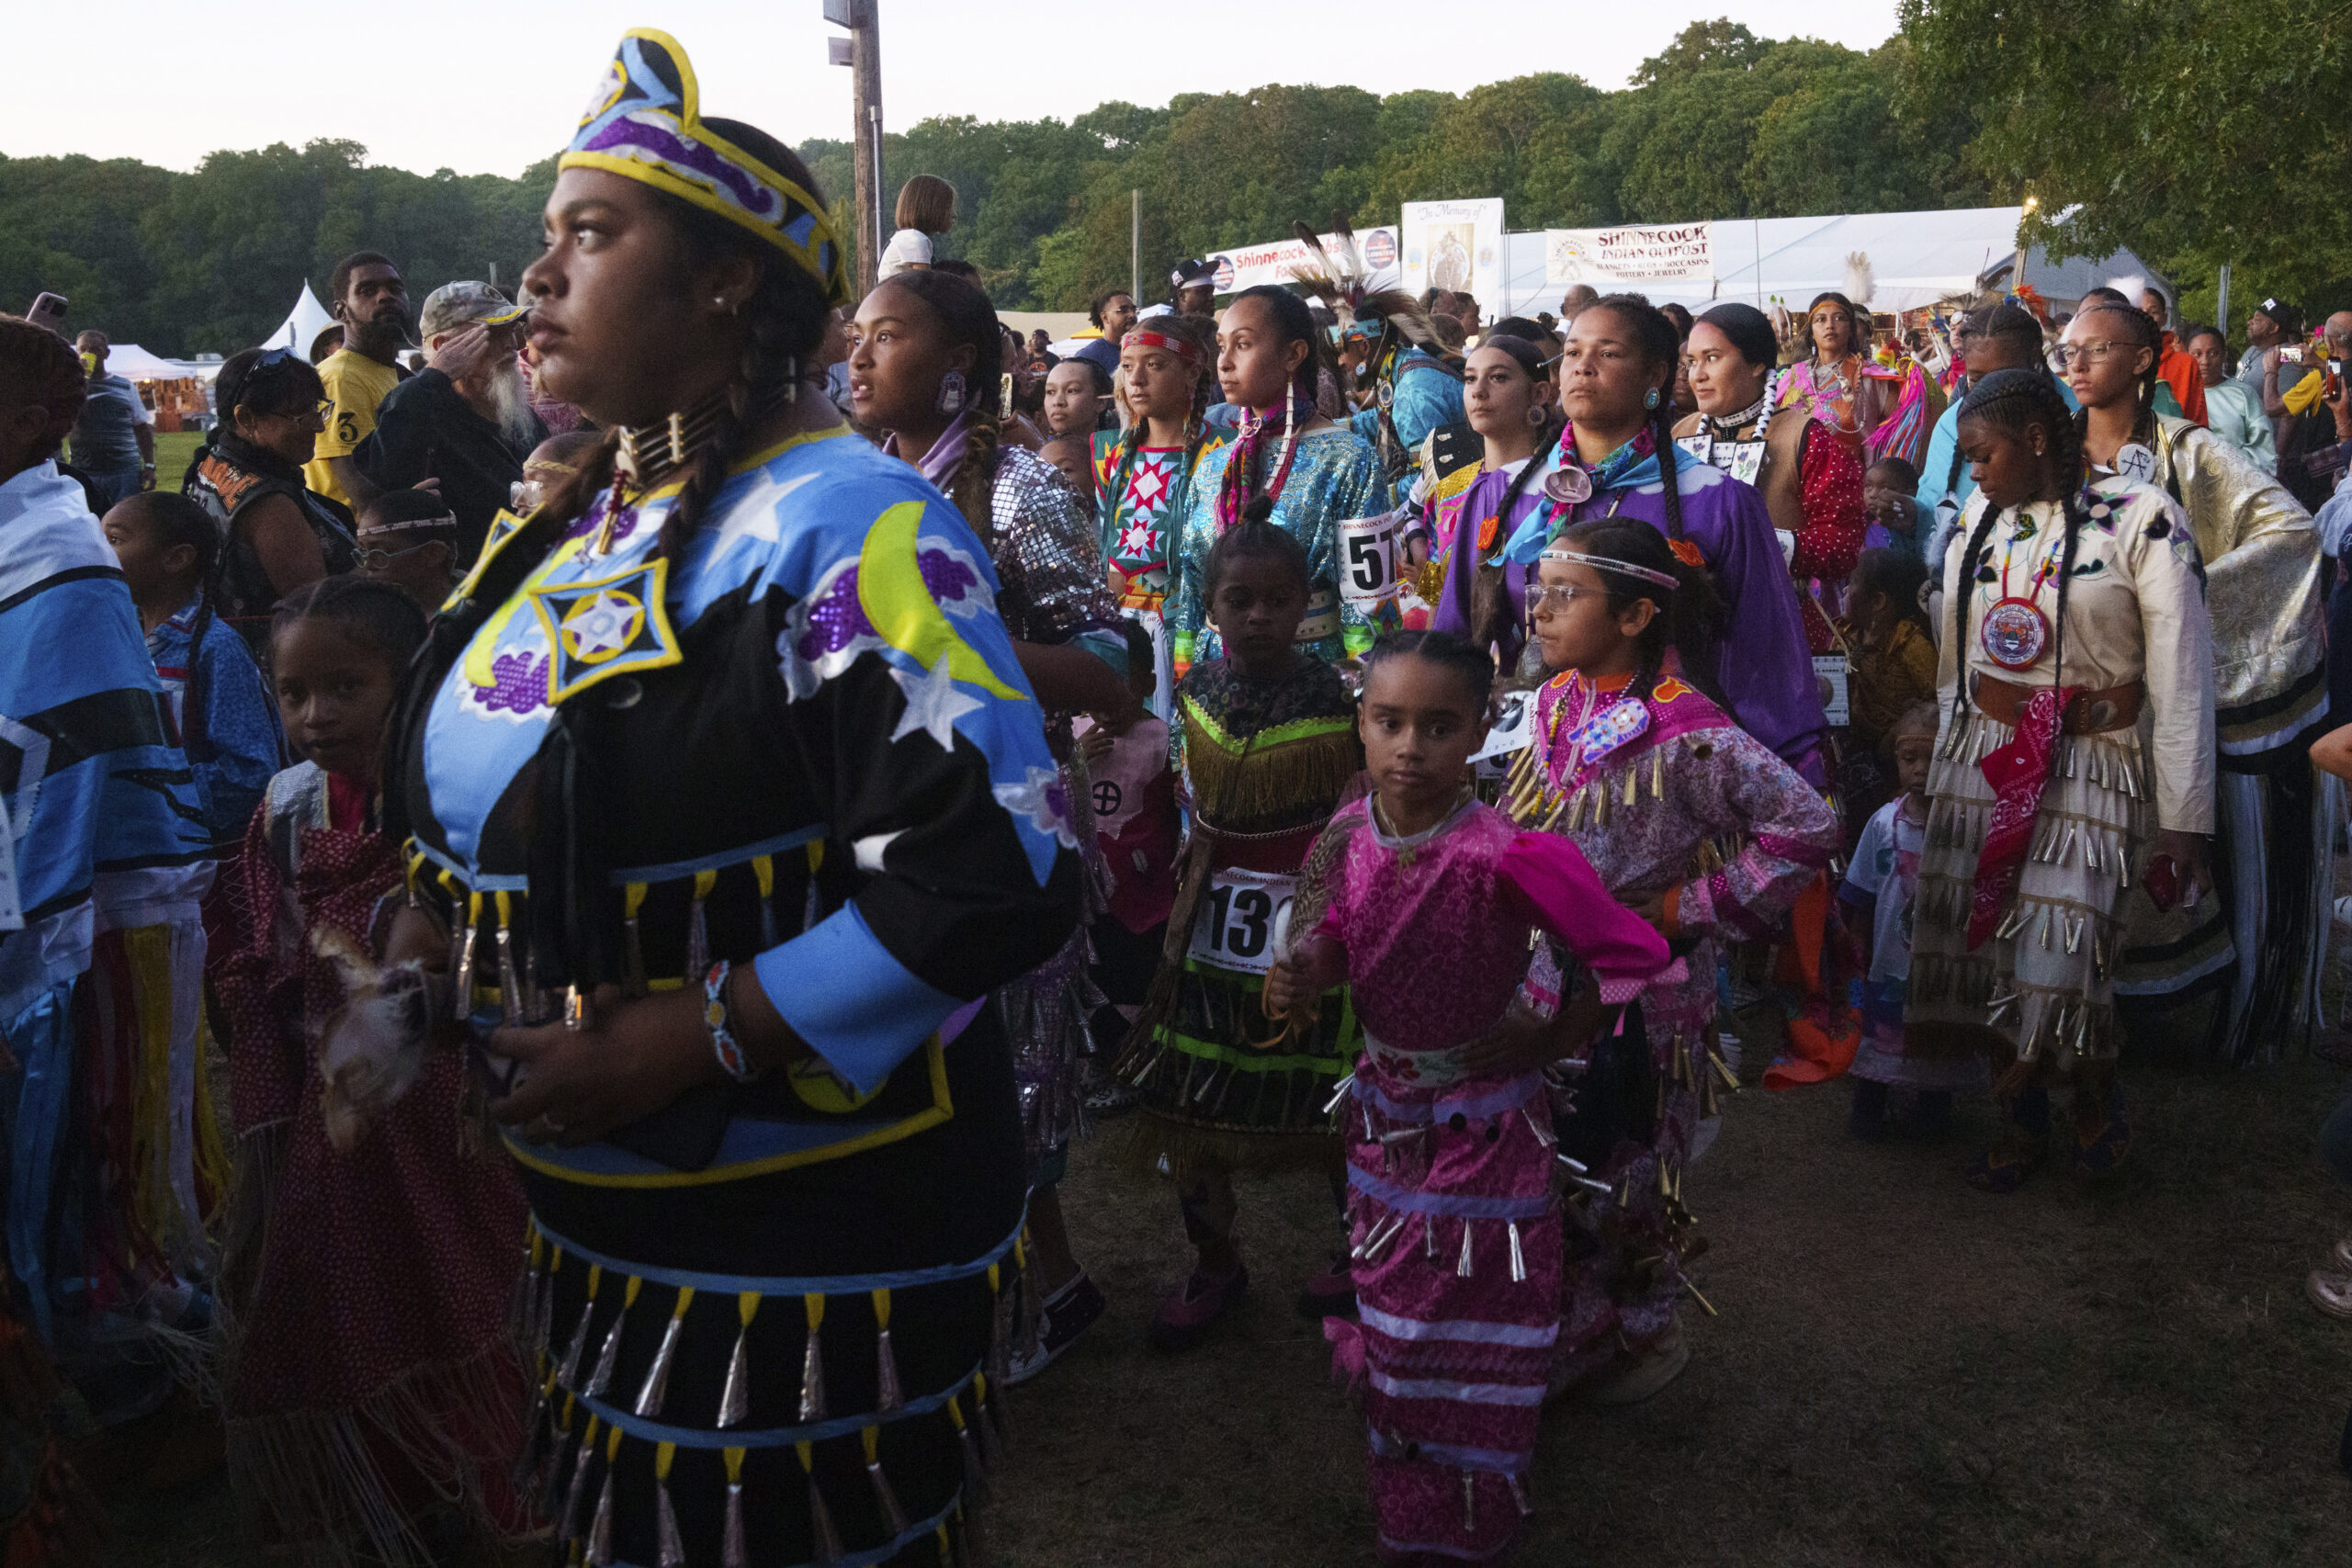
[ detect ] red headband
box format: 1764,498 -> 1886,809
1124,328 -> 1200,363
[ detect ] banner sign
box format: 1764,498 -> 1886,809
1207,227 -> 1401,296
1400,199 -> 1506,304
1545,222 -> 1714,288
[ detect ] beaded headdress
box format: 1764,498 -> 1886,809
562,28 -> 851,308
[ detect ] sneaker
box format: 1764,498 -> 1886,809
1296,1261 -> 1358,1321
1005,1271 -> 1106,1383
1083,1076 -> 1141,1119
1147,1261 -> 1247,1352
2308,1269 -> 2352,1321
1588,1321 -> 1690,1405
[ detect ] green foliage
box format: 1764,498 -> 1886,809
0,19 -> 1999,344
1900,0 -> 2352,321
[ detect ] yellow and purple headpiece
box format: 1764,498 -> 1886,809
561,28 -> 851,308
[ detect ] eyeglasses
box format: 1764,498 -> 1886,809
356,541 -> 436,571
2054,342 -> 2120,367
1528,583 -> 1603,616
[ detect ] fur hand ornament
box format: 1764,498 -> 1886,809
312,926 -> 440,1152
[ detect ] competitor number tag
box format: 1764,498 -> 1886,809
1188,867 -> 1296,976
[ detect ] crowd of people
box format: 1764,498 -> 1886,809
4,23 -> 2352,1566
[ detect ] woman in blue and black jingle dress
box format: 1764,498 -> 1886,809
378,31 -> 1080,1565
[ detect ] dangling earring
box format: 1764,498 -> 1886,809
1644,388 -> 1661,411
937,369 -> 966,417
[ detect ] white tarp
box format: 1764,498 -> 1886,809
260,282 -> 336,356
1400,199 -> 1505,301
1207,227 -> 1400,296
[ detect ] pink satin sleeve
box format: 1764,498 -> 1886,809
1497,831 -> 1670,999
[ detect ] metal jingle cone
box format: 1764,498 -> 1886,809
636,1294 -> 690,1418
1508,1220 -> 1527,1284
1462,1469 -> 1477,1532
876,1325 -> 905,1413
1507,1472 -> 1533,1517
452,920 -> 479,1022
496,922 -> 524,1027
557,1297 -> 597,1391
512,1387 -> 549,1495
562,1420 -> 601,1544
586,1466 -> 616,1566
684,897 -> 711,987
656,1480 -> 687,1568
539,1421 -> 576,1525
584,1303 -> 628,1399
951,1396 -> 990,1501
865,1428 -> 911,1540
799,1314 -> 828,1424
808,1473 -> 843,1563
973,1381 -> 1007,1468
722,1481 -> 749,1568
718,1324 -> 752,1427
1456,1218 -> 1475,1279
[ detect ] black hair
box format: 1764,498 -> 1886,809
2080,286 -> 2131,308
2070,301 -> 2165,448
1850,545 -> 1930,639
2185,322 -> 2228,354
1867,456 -> 1919,491
359,487 -> 458,531
1360,628 -> 1493,712
1059,356 -> 1113,399
272,573 -> 430,677
1201,516 -> 1311,604
115,491 -> 227,759
1470,333 -> 1547,382
1554,516 -> 1724,705
886,268 -> 1009,533
1659,301 -> 1693,340
1804,291 -> 1864,355
1580,294 -> 1690,550
1089,288 -> 1134,329
0,315 -> 86,468
215,347 -> 326,436
1227,285 -> 1324,411
328,251 -> 397,313
932,258 -> 984,288
1950,367 -> 2087,728
1696,303 -> 1779,370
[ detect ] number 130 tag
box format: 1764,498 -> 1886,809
1187,867 -> 1297,976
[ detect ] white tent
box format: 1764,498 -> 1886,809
259,282 -> 336,356
100,343 -> 221,383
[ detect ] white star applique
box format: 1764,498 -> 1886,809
707,468 -> 820,557
888,651 -> 984,750
564,591 -> 640,657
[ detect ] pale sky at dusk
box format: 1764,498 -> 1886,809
13,1 -> 1899,177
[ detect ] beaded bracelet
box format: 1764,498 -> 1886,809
703,960 -> 757,1082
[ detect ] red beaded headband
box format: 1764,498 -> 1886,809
1124,329 -> 1200,363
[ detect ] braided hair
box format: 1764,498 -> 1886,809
1581,294 -> 1690,547
1465,333 -> 1566,653
271,572 -> 431,672
2071,301 -> 2165,451
886,268 -> 1006,536
1948,367 -> 2089,731
0,314 -> 88,473
116,492 -> 229,758
1359,627 -> 1494,713
1555,516 -> 1725,707
1201,513 -> 1311,604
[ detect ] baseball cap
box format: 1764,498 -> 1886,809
419,281 -> 527,340
1170,258 -> 1216,293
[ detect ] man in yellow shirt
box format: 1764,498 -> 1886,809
304,251 -> 411,509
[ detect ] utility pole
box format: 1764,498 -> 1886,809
1131,189 -> 1141,307
825,0 -> 885,296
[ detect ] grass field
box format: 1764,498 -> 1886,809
94,1055 -> 2352,1567
151,429 -> 203,491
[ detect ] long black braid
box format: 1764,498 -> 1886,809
1465,335 -> 1566,653
119,492 -> 230,761
1949,367 -> 2088,724
1586,294 -> 1690,547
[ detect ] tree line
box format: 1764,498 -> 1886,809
2,13 -> 2339,359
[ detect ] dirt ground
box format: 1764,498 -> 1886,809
96,1058 -> 2352,1567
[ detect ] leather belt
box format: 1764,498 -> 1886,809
1971,673 -> 2143,734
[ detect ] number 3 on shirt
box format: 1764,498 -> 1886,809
1188,867 -> 1297,976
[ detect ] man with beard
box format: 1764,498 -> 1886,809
306,250 -> 412,509
350,281 -> 546,564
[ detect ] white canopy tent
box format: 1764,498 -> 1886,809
99,343 -> 222,383
259,282 -> 336,357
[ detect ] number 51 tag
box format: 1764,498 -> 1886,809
1338,513 -> 1399,614
1187,867 -> 1297,976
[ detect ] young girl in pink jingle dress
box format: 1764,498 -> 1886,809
1505,519 -> 1840,1400
1268,631 -> 1668,1565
